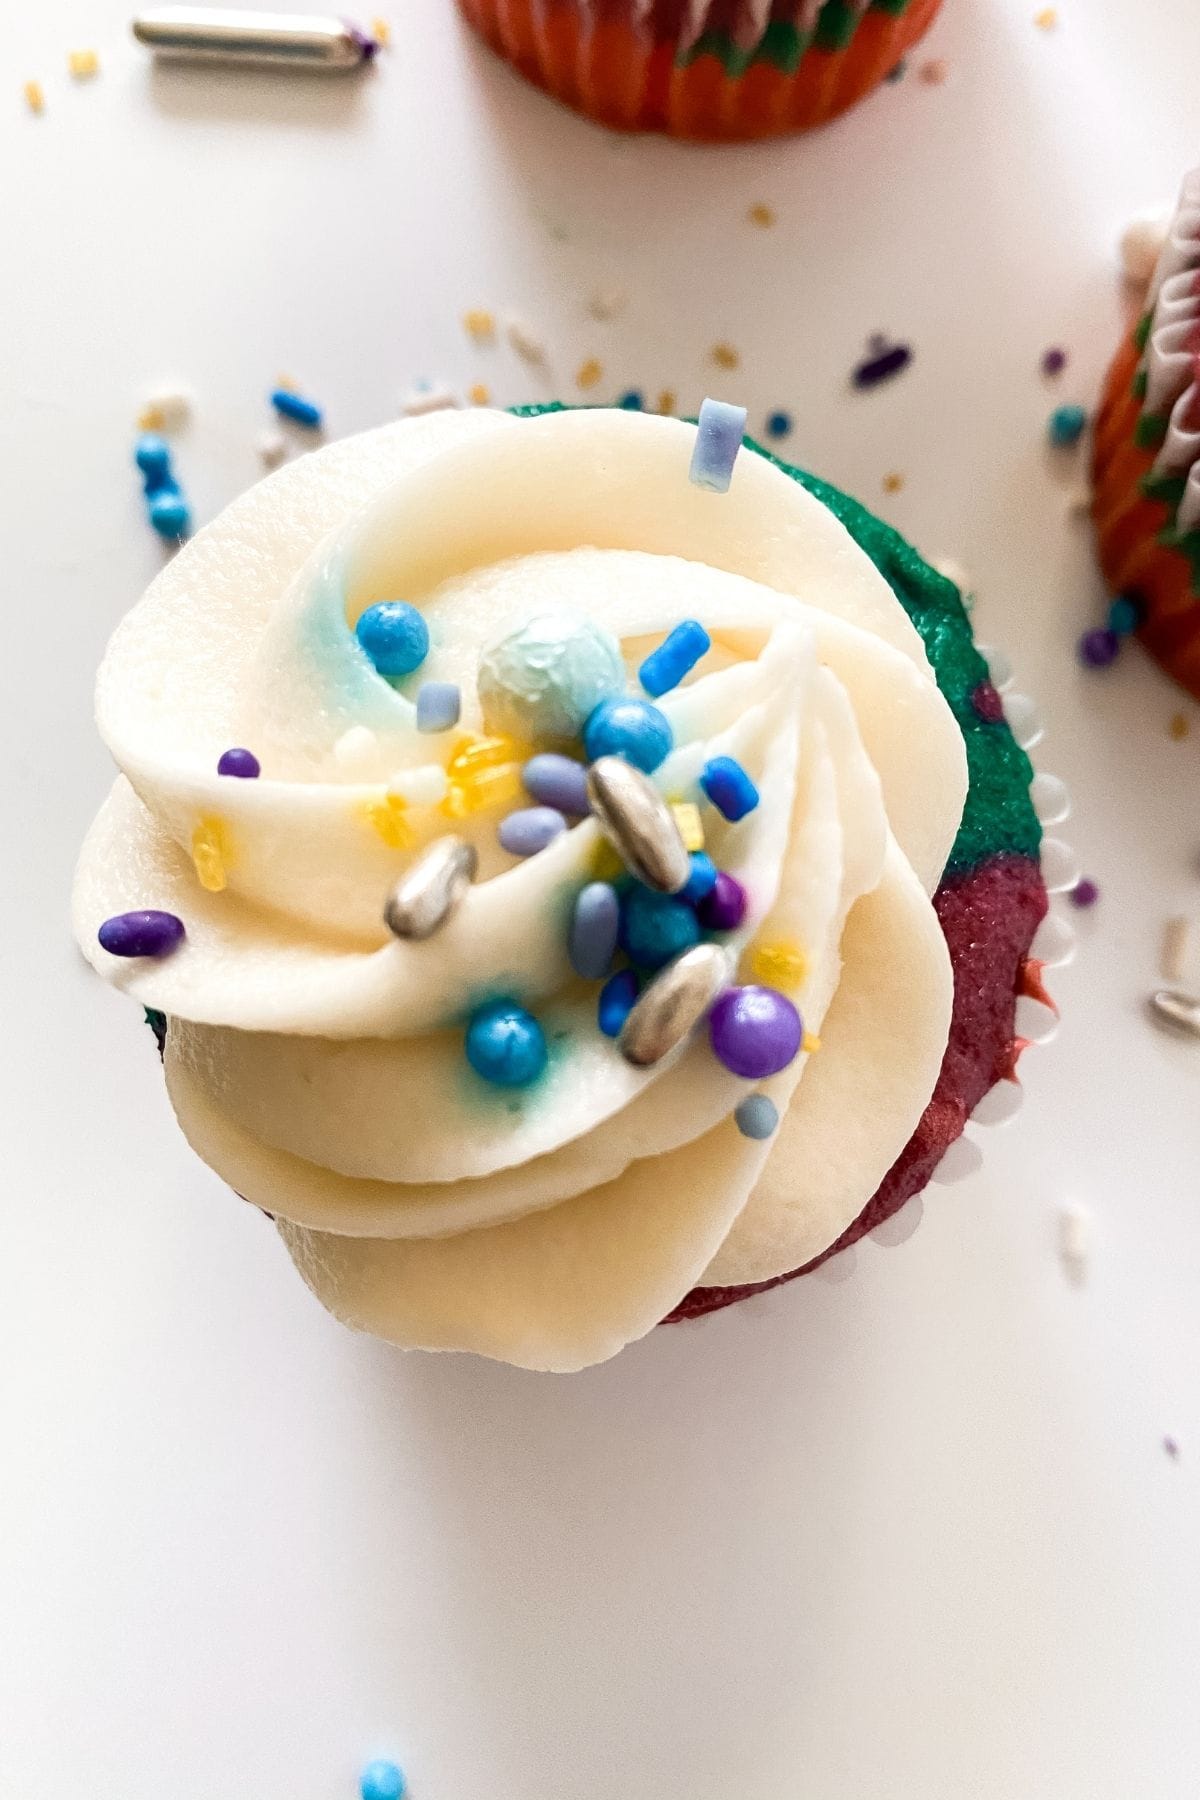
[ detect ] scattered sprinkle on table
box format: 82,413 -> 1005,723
1034,6 -> 1058,27
23,79 -> 44,113
371,17 -> 392,46
1160,915 -> 1196,985
1069,877 -> 1099,909
360,1757 -> 406,1800
463,308 -> 495,341
67,48 -> 100,79
1163,1436 -> 1180,1460
747,202 -> 775,227
1077,626 -> 1119,668
918,57 -> 947,84
852,339 -> 912,388
140,385 -> 193,429
688,397 -> 746,493
1057,1201 -> 1091,1283
1168,711 -> 1190,740
656,389 -> 676,414
468,382 -> 490,405
618,389 -> 644,410
257,426 -> 287,467
271,387 -> 323,428
711,342 -> 740,371
765,409 -> 792,439
882,471 -> 905,494
588,285 -> 627,320
506,318 -> 545,361
1041,346 -> 1067,378
885,57 -> 907,81
1048,403 -> 1087,446
576,356 -> 603,390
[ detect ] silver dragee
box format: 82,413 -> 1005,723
585,756 -> 691,894
383,836 -> 478,941
619,944 -> 730,1067
1149,988 -> 1200,1039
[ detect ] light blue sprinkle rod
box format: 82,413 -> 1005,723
689,397 -> 747,494
639,619 -> 711,698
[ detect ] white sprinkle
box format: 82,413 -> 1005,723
588,285 -> 627,321
1065,484 -> 1093,516
333,725 -> 379,774
143,385 -> 193,427
387,764 -> 449,807
932,557 -> 973,595
257,427 -> 288,468
1161,915 -> 1199,987
1057,1201 -> 1092,1283
506,318 -> 545,362
1119,208 -> 1171,285
399,384 -> 463,417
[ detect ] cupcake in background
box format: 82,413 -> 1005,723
1092,168 -> 1200,699
456,0 -> 943,140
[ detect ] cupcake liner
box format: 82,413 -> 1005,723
459,0 -> 943,140
1093,167 -> 1200,699
669,647 -> 1066,1326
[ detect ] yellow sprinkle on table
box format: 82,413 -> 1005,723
711,342 -> 740,370
576,357 -> 603,390
24,79 -> 45,113
360,792 -> 412,849
671,802 -> 705,852
371,17 -> 391,45
463,309 -> 496,342
918,57 -> 947,83
191,817 -> 234,893
468,382 -> 490,406
656,390 -> 677,415
749,941 -> 807,990
137,403 -> 165,430
802,1030 -> 822,1055
67,49 -> 99,79
748,202 -> 775,228
1168,712 -> 1191,741
1034,6 -> 1058,27
882,471 -> 905,493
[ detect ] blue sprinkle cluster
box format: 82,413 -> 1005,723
134,432 -> 191,540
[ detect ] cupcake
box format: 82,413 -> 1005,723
74,403 -> 1046,1372
457,0 -> 943,140
1092,166 -> 1200,698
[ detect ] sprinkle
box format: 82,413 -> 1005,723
734,1094 -> 779,1139
468,382 -> 490,406
586,757 -> 691,895
749,941 -> 807,990
441,762 -> 523,818
802,1030 -> 822,1054
498,805 -> 567,857
270,388 -> 323,429
1107,594 -> 1141,635
355,601 -> 429,678
416,680 -> 461,733
360,792 -> 412,848
619,944 -> 729,1068
465,999 -> 547,1088
885,58 -> 907,81
1065,485 -> 1093,516
1160,916 -> 1197,985
135,433 -> 173,483
1069,877 -> 1099,908
882,471 -> 905,494
1150,990 -> 1200,1037
370,18 -> 392,47
656,390 -> 677,415
747,202 -> 775,227
1057,1201 -> 1091,1282
1164,1436 -> 1181,1460
463,309 -> 495,341
449,735 -> 523,779
970,680 -> 1005,724
1078,626 -> 1119,668
681,852 -> 719,904
23,80 -> 44,113
700,756 -> 759,821
1041,346 -> 1068,378
141,386 -> 193,428
852,341 -> 912,388
1168,712 -> 1190,741
388,764 -> 448,807
98,910 -> 185,959
383,836 -> 475,940
598,967 -> 640,1038
933,556 -> 972,593
765,410 -> 793,439
1120,211 -> 1171,285
689,397 -> 747,494
399,384 -> 462,416
137,405 -> 165,430
639,619 -> 711,697
711,342 -> 740,371
670,802 -> 705,852
569,881 -> 620,980
697,871 -> 748,932
217,747 -> 260,778
506,318 -> 545,361
1048,403 -> 1087,447
918,57 -> 947,83
257,427 -> 287,467
148,490 -> 190,539
333,725 -> 379,773
710,985 -> 802,1079
1034,6 -> 1057,26
588,286 -> 627,320
583,696 -> 673,774
522,752 -> 590,815
590,838 -> 625,883
191,817 -> 233,892
68,48 -> 99,79
576,357 -> 603,390
618,389 -> 644,410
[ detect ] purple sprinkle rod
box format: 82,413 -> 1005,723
852,342 -> 912,389
689,398 -> 747,494
98,910 -> 186,958
132,9 -> 379,69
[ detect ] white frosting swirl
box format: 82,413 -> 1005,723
73,409 -> 967,1370
1144,167 -> 1200,534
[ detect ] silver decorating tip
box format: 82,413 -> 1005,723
585,756 -> 691,895
132,8 -> 378,70
1149,988 -> 1200,1039
383,836 -> 477,941
619,944 -> 729,1068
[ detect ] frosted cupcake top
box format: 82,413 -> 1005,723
1141,166 -> 1200,539
74,406 -> 967,1370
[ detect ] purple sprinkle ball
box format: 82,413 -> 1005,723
852,342 -> 912,389
217,747 -> 261,778
1078,627 -> 1120,668
709,984 -> 802,1078
970,680 -> 1005,724
697,871 -> 748,932
98,910 -> 186,958
1069,878 -> 1100,909
1041,346 -> 1068,378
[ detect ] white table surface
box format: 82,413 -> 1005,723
3,2 -> 1200,1795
